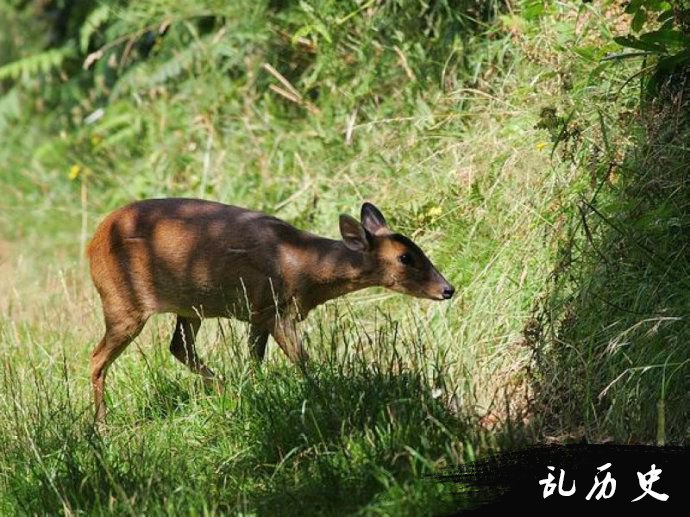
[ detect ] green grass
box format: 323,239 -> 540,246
0,308 -> 481,514
1,0 -> 689,514
531,78 -> 690,443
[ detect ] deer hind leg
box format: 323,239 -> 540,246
91,311 -> 147,424
169,315 -> 220,391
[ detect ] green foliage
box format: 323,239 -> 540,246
526,1 -> 690,443
0,46 -> 75,81
80,4 -> 112,53
612,0 -> 690,94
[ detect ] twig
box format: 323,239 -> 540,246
345,108 -> 357,145
578,202 -> 609,266
262,63 -> 302,100
263,63 -> 320,114
394,46 -> 416,81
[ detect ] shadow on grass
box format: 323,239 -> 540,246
529,76 -> 690,444
0,314 -> 528,515
213,311 -> 528,514
229,361 -> 528,514
234,366 -> 468,514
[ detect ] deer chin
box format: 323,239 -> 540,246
390,285 -> 442,301
420,288 -> 453,301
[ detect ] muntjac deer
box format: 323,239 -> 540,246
87,199 -> 454,421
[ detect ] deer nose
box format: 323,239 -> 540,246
442,286 -> 455,299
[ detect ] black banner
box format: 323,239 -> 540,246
430,445 -> 689,513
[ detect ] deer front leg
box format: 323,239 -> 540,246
248,325 -> 269,362
270,315 -> 309,365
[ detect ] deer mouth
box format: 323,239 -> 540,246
430,284 -> 455,301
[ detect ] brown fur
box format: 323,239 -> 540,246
87,198 -> 453,422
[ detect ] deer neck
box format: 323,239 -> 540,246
288,237 -> 375,312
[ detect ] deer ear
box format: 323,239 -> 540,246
361,202 -> 388,236
340,214 -> 370,252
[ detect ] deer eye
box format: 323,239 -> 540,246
398,253 -> 414,266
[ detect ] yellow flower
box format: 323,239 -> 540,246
536,142 -> 548,151
91,135 -> 102,146
69,164 -> 81,181
427,206 -> 443,217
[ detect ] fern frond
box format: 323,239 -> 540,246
80,5 -> 112,53
90,101 -> 144,149
0,46 -> 75,82
111,33 -> 217,98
